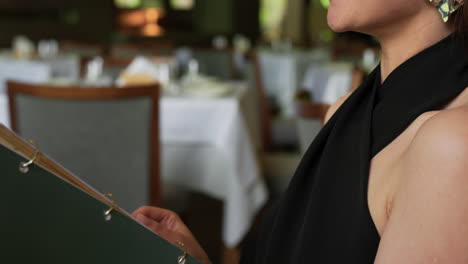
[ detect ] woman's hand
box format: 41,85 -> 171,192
132,206 -> 212,264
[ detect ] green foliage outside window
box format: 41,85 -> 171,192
115,0 -> 164,8
260,0 -> 287,41
261,0 -> 332,44
170,0 -> 194,10
320,0 -> 330,9
115,0 -> 142,9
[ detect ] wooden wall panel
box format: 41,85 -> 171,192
0,0 -> 114,48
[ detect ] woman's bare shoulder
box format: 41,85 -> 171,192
374,105 -> 468,263
401,107 -> 468,179
407,87 -> 468,152
409,106 -> 468,154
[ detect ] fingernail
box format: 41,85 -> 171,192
137,214 -> 150,226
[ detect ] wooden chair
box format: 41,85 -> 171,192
60,40 -> 107,78
244,53 -> 272,151
350,66 -> 367,92
244,52 -> 305,187
294,65 -> 366,122
294,65 -> 366,153
7,81 -> 161,210
294,103 -> 330,123
191,47 -> 236,80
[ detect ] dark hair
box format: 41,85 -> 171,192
452,2 -> 468,44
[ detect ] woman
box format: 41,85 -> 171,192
133,0 -> 468,263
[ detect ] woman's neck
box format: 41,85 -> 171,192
378,12 -> 453,83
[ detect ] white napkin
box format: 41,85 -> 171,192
184,82 -> 232,97
116,56 -> 160,87
180,73 -> 232,97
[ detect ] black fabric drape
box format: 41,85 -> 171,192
241,35 -> 468,264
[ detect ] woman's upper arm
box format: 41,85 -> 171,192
374,108 -> 468,264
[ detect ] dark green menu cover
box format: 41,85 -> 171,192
0,125 -> 201,264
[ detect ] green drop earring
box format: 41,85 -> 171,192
429,0 -> 465,22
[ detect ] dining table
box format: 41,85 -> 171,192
257,48 -> 331,116
0,54 -> 80,93
0,79 -> 267,249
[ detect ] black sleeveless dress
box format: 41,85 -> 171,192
241,35 -> 468,263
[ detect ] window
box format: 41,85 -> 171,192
115,0 -> 165,9
115,0 -> 142,9
170,0 -> 194,10
260,0 -> 287,41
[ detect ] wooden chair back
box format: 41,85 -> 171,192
295,66 -> 366,122
7,81 -> 161,208
191,46 -> 236,80
245,53 -> 272,151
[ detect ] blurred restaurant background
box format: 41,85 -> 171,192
0,0 -> 380,263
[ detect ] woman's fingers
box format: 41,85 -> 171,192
135,214 -> 194,254
132,206 -> 179,223
136,213 -> 180,241
135,213 -> 153,228
136,213 -> 168,236
132,206 -> 212,264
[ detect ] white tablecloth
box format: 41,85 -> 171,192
161,85 -> 267,247
258,49 -> 330,116
0,55 -> 80,93
0,83 -> 267,247
0,95 -> 8,128
302,62 -> 353,104
0,60 -> 50,93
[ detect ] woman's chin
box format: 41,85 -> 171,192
327,9 -> 349,32
328,23 -> 348,33
327,17 -> 349,33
